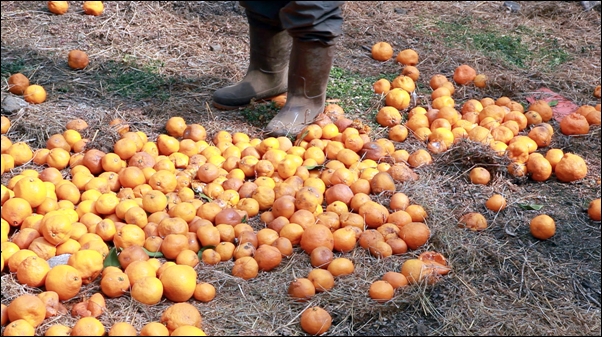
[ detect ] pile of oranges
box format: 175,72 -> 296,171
370,44 -> 600,237
1,105 -> 445,335
1,42 -> 600,336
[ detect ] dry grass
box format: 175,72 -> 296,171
1,1 -> 601,336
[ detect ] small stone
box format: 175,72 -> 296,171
581,1 -> 601,11
1,95 -> 28,114
502,1 -> 521,13
48,254 -> 72,268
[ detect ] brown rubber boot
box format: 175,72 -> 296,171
264,39 -> 334,137
212,26 -> 291,110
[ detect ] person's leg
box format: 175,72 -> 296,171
264,1 -> 344,137
212,1 -> 292,110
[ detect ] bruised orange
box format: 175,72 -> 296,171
68,50 -> 89,70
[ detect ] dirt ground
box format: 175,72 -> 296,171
1,1 -> 601,336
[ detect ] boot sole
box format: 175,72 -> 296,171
212,93 -> 287,111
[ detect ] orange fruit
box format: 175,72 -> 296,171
373,78 -> 391,95
382,271 -> 408,289
554,153 -> 587,183
46,147 -> 71,170
545,148 -> 564,171
388,124 -> 409,142
429,74 -> 448,90
401,258 -> 436,284
140,322 -> 170,336
587,198 -> 601,221
113,224 -> 146,250
183,123 -> 207,141
23,84 -> 47,104
369,280 -> 395,302
176,249 -> 200,267
396,48 -> 419,66
469,167 -> 491,185
376,106 -> 402,127
528,100 -> 553,122
165,116 -> 187,138
391,75 -> 415,92
474,73 -> 488,88
3,319 -> 35,336
13,176 -> 47,208
71,317 -> 105,336
39,212 -> 73,246
371,42 -> 394,61
83,1 -> 104,15
288,277 -> 316,302
402,65 -> 420,81
68,50 -> 89,70
160,302 -> 202,334
148,169 -> 178,193
407,149 -> 432,168
6,294 -> 46,327
67,249 -> 104,284
385,88 -> 411,110
526,153 -> 552,182
485,194 -> 507,212
231,255 -> 259,280
299,224 -> 334,254
559,112 -> 590,135
432,95 -> 455,110
398,221 -> 430,250
307,268 -> 335,292
1,115 -> 10,134
8,73 -> 30,95
66,118 -> 89,131
131,276 -> 164,305
125,260 -> 156,287
300,306 -> 332,336
45,264 -> 82,301
170,326 -> 207,336
530,214 -> 555,240
142,189 -> 168,213
193,282 -> 216,303
44,323 -> 72,336
1,136 -> 13,157
333,227 -> 357,252
48,1 -> 69,14
16,255 -> 50,288
453,64 -> 477,85
327,257 -> 354,277
100,271 -> 130,298
308,245 -> 333,269
7,249 -> 37,273
458,212 -> 488,231
159,264 -> 197,302
108,322 -> 137,336
6,141 -> 33,166
10,227 -> 40,250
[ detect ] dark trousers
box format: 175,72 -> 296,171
239,1 -> 344,45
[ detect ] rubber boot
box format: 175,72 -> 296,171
264,39 -> 334,137
212,26 -> 291,110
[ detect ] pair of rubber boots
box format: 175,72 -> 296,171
212,26 -> 333,137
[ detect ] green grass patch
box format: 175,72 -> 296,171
240,101 -> 280,128
1,57 -> 28,78
327,67 -> 387,109
99,57 -> 172,101
416,16 -> 571,70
